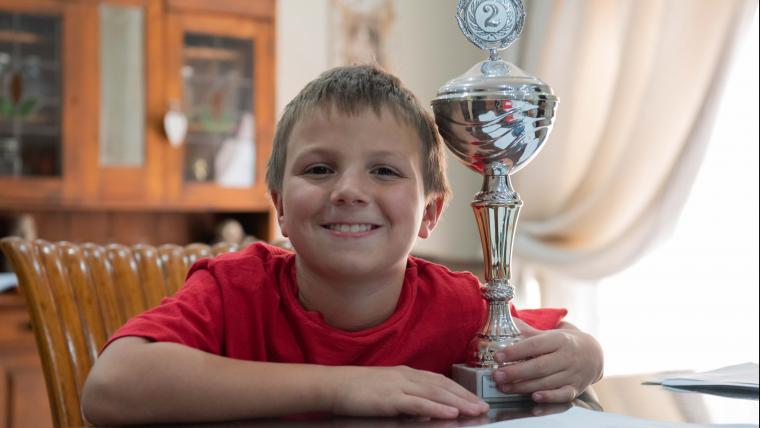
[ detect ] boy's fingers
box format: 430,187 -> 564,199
494,352 -> 563,382
495,335 -> 561,364
407,381 -> 489,416
397,367 -> 489,416
442,378 -> 487,405
415,370 -> 485,405
496,370 -> 569,395
532,385 -> 578,403
447,386 -> 490,415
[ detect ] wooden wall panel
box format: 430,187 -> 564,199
69,213 -> 111,244
111,213 -> 155,245
4,210 -> 272,247
4,211 -> 235,246
33,213 -> 70,243
155,213 -> 191,246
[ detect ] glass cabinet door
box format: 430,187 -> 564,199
181,32 -> 255,187
0,10 -> 61,177
165,11 -> 273,210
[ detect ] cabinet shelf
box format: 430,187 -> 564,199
0,29 -> 43,44
183,45 -> 243,61
0,123 -> 60,137
183,74 -> 252,87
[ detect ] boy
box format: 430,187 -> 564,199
82,65 -> 603,425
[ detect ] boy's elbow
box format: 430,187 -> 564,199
82,348 -> 146,426
81,366 -> 123,425
82,337 -> 152,425
81,374 -> 104,425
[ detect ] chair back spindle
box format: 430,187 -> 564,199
0,237 -> 241,428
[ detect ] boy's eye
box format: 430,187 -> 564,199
371,166 -> 401,178
304,165 -> 333,175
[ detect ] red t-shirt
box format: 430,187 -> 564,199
107,243 -> 566,376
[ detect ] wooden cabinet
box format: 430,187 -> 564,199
0,0 -> 276,214
163,6 -> 274,211
0,290 -> 52,428
0,2 -> 275,420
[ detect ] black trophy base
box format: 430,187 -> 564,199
452,364 -> 532,403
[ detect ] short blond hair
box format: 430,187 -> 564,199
266,64 -> 451,203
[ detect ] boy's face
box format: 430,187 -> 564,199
271,107 -> 442,280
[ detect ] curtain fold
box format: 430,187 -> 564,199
509,0 -> 757,288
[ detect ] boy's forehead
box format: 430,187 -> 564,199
289,104 -> 418,142
285,106 -> 423,159
298,102 -> 397,125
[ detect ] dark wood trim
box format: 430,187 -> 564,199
164,0 -> 275,20
0,0 -> 64,13
0,178 -> 62,203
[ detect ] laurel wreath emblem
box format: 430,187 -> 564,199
466,0 -> 513,41
457,0 -> 524,51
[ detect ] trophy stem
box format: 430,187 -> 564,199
468,165 -> 523,368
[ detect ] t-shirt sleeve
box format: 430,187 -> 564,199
510,305 -> 567,330
101,261 -> 224,354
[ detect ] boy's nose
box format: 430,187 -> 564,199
330,172 -> 368,206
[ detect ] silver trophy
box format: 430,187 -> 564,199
431,0 -> 558,402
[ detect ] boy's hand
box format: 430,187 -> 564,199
328,365 -> 489,419
491,319 -> 604,403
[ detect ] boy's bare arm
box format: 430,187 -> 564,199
82,337 -> 488,425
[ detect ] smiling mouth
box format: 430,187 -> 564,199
322,224 -> 380,233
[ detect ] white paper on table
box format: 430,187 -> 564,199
644,363 -> 759,397
476,407 -> 758,428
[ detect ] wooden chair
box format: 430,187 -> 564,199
0,237 -> 242,428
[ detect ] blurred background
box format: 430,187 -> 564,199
0,0 -> 757,422
279,0 -> 760,378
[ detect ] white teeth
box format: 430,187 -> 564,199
329,224 -> 372,233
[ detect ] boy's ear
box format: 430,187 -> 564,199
269,191 -> 288,237
417,197 -> 444,239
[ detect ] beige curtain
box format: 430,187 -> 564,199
504,0 -> 757,312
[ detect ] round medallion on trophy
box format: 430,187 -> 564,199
456,0 -> 525,51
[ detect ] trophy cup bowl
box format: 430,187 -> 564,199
432,62 -> 557,176
432,0 -> 557,402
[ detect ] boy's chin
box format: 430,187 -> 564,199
321,260 -> 386,278
308,254 -> 403,279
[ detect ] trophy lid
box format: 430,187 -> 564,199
434,0 -> 556,102
433,59 -> 556,102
